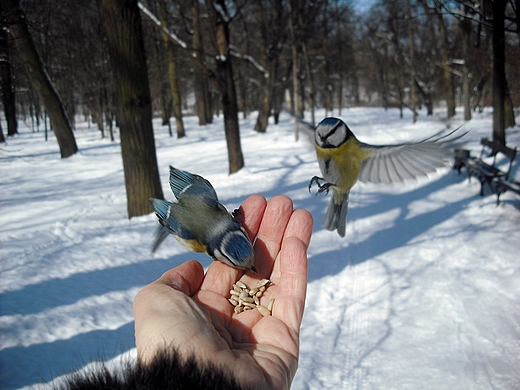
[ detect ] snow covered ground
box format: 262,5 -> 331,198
1,107 -> 519,389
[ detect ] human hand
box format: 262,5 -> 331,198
133,195 -> 313,390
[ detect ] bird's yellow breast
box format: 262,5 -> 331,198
173,235 -> 208,253
316,138 -> 371,192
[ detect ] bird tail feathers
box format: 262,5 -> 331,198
322,192 -> 349,237
149,198 -> 172,253
151,225 -> 170,253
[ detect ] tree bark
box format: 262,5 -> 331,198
288,0 -> 303,119
461,7 -> 472,121
407,0 -> 417,123
206,0 -> 244,174
192,0 -> 212,125
302,40 -> 315,126
5,0 -> 78,157
0,20 -> 17,136
437,3 -> 456,118
254,65 -> 274,133
491,0 -> 507,145
101,0 -> 163,218
158,0 -> 185,138
254,0 -> 285,133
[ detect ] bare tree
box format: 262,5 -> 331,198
191,0 -> 212,125
252,0 -> 286,133
407,0 -> 418,123
436,0 -> 456,118
139,0 -> 245,173
0,19 -> 17,136
158,0 -> 185,138
4,0 -> 78,157
288,0 -> 304,120
205,0 -> 244,173
101,0 -> 163,218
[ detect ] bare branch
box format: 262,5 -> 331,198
229,46 -> 268,77
137,1 -> 187,49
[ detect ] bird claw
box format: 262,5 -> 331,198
232,207 -> 242,219
308,176 -> 335,195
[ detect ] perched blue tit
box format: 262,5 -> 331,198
149,166 -> 257,273
310,117 -> 465,237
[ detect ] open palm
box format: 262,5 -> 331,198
134,195 -> 313,390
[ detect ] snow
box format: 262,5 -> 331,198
1,107 -> 519,389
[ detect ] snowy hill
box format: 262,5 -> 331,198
1,107 -> 519,389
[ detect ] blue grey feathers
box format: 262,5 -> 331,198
150,166 -> 256,273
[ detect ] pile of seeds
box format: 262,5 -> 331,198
228,278 -> 275,316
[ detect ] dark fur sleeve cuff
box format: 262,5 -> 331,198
55,349 -> 250,390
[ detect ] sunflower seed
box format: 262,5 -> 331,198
257,279 -> 270,288
257,305 -> 271,317
235,281 -> 247,289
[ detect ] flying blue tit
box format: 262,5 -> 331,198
309,117 -> 465,237
149,166 -> 257,273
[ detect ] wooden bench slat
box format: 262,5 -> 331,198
454,138 -> 518,198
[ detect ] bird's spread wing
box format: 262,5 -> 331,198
169,166 -> 218,207
358,128 -> 467,185
149,198 -> 196,242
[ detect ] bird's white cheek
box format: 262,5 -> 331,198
213,248 -> 228,265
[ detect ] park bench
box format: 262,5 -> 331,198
495,179 -> 520,205
454,138 -> 517,199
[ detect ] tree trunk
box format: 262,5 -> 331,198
159,81 -> 173,133
302,40 -> 315,126
192,0 -> 212,125
158,0 -> 185,138
491,0 -> 507,145
438,7 -> 456,118
0,21 -> 17,136
516,0 -> 520,58
5,0 -> 78,157
407,0 -> 417,123
101,0 -> 163,218
206,0 -> 244,174
254,69 -> 273,133
288,0 -> 303,119
461,7 -> 472,121
254,1 -> 285,135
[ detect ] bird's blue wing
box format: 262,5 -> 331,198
149,198 -> 196,241
169,166 -> 219,208
358,128 -> 467,184
149,198 -> 171,220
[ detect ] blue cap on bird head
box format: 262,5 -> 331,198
215,228 -> 256,272
315,117 -> 353,149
